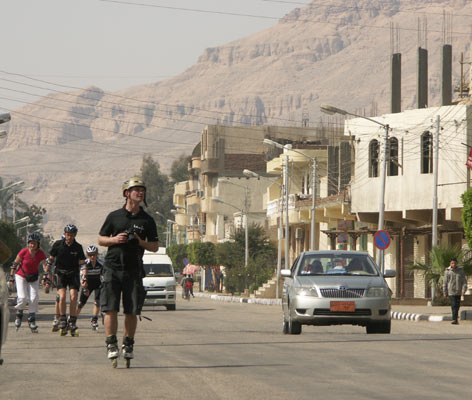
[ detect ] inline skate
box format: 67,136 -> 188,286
106,335 -> 119,368
58,315 -> 68,336
15,310 -> 24,331
91,316 -> 99,332
51,317 -> 59,332
28,313 -> 38,333
122,336 -> 134,368
68,316 -> 79,337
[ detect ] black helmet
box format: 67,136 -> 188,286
28,233 -> 41,244
86,245 -> 98,254
64,224 -> 78,234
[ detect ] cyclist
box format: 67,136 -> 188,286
9,233 -> 46,333
44,224 -> 86,336
98,177 -> 159,367
76,245 -> 103,331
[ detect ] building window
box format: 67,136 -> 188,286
421,131 -> 433,174
388,137 -> 399,176
369,139 -> 379,177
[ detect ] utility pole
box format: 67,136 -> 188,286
310,159 -> 317,250
431,115 -> 440,304
377,125 -> 389,273
284,155 -> 290,269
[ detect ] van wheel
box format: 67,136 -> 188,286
166,304 -> 176,311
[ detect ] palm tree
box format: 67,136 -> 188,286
409,244 -> 472,299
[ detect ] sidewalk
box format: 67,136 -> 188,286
10,289 -> 472,323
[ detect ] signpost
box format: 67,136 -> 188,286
374,230 -> 391,274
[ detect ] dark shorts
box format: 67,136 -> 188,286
100,267 -> 145,315
78,277 -> 101,306
56,270 -> 80,290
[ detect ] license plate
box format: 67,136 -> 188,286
330,301 -> 355,312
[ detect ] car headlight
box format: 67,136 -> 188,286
167,285 -> 176,291
296,287 -> 318,297
366,287 -> 388,297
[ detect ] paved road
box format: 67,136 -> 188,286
1,296 -> 471,400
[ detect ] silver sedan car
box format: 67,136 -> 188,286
281,251 -> 395,335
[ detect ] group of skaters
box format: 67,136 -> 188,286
8,176 -> 159,368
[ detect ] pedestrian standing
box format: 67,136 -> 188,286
98,177 -> 158,368
44,224 -> 86,336
443,257 -> 467,324
8,233 -> 46,333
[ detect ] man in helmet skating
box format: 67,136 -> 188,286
44,224 -> 86,336
76,245 -> 104,331
98,177 -> 158,367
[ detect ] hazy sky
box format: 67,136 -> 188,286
2,0 -> 297,107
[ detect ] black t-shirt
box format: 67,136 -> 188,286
50,239 -> 86,272
99,206 -> 158,271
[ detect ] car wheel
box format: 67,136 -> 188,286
366,320 -> 391,334
166,304 -> 176,311
282,315 -> 289,334
288,312 -> 302,335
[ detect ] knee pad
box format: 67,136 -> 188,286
56,294 -> 60,303
77,301 -> 84,309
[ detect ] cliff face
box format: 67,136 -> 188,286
1,0 -> 471,246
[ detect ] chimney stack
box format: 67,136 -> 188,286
417,47 -> 428,108
390,53 -> 401,113
440,44 -> 452,105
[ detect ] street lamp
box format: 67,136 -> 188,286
0,113 -> 11,124
212,196 -> 249,268
244,168 -> 284,299
167,219 -> 177,245
12,186 -> 36,223
321,104 -> 389,272
155,211 -> 169,247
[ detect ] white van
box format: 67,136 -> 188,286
142,248 -> 176,310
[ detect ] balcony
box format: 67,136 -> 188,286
201,157 -> 220,175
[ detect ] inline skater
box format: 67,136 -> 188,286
98,177 -> 158,368
44,224 -> 86,336
76,245 -> 103,331
8,233 -> 46,333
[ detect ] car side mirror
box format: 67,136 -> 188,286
280,269 -> 292,277
383,269 -> 396,278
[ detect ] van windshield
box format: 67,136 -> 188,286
143,264 -> 173,277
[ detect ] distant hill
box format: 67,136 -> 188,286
1,0 -> 471,247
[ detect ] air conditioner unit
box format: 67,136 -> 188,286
295,228 -> 304,240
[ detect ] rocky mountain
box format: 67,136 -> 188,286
1,0 -> 471,247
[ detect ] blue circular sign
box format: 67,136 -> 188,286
374,230 -> 391,250
183,257 -> 189,265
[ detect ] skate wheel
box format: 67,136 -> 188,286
112,358 -> 118,368
32,329 -> 38,333
60,329 -> 67,336
125,358 -> 130,368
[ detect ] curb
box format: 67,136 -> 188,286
390,311 -> 451,322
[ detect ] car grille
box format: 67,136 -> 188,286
145,287 -> 165,291
320,289 -> 365,298
314,308 -> 372,316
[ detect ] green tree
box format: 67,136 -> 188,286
170,154 -> 191,183
167,243 -> 188,273
216,225 -> 276,294
461,189 -> 472,250
408,244 -> 472,299
188,242 -> 216,267
0,220 -> 22,271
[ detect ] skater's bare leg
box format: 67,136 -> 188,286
105,310 -> 118,336
69,288 -> 78,316
58,288 -> 67,315
123,314 -> 137,338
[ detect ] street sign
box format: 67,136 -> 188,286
183,257 -> 189,265
374,230 -> 391,250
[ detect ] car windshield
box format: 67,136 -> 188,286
143,263 -> 173,277
297,254 -> 379,276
